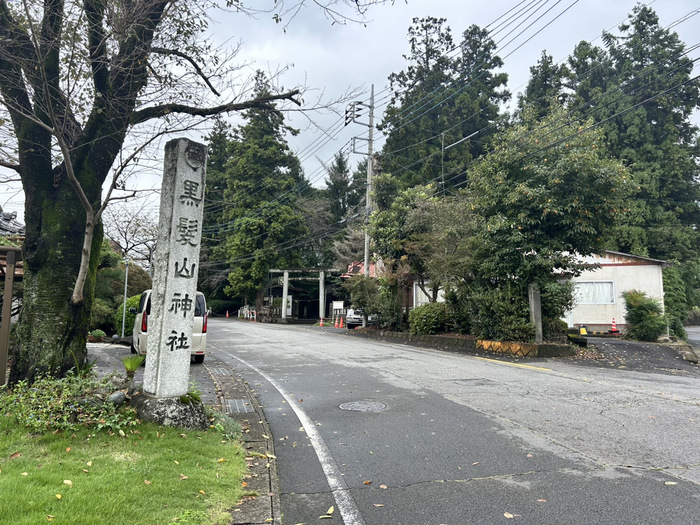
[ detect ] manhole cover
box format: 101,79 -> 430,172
339,401 -> 387,413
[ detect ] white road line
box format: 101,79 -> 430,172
222,351 -> 366,525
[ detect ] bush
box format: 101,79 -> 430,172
543,318 -> 568,342
663,266 -> 688,339
0,375 -> 138,433
372,278 -> 405,331
89,329 -> 106,339
409,302 -> 447,335
91,297 -> 116,333
445,288 -> 470,334
540,281 -> 575,341
342,274 -> 379,313
622,289 -> 667,342
467,285 -> 535,341
114,294 -> 141,337
686,306 -> 700,326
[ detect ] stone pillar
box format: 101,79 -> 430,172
319,271 -> 325,320
281,270 -> 289,321
143,138 -> 207,398
528,283 -> 543,344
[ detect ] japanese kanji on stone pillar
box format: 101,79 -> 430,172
143,138 -> 207,398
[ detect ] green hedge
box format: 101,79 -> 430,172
409,302 -> 448,335
622,289 -> 666,342
114,294 -> 141,337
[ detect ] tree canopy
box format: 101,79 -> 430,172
379,17 -> 509,191
207,73 -> 309,309
565,6 -> 700,263
0,0 -> 385,383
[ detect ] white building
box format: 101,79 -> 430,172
567,251 -> 667,332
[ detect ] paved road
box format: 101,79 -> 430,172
686,325 -> 700,348
209,319 -> 700,525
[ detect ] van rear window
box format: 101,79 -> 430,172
195,294 -> 206,316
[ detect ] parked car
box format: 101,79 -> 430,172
130,289 -> 208,363
345,308 -> 377,329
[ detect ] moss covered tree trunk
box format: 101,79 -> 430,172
10,156 -> 103,383
0,0 -> 301,384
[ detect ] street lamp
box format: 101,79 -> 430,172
120,258 -> 130,337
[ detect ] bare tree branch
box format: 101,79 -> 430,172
130,89 -> 302,125
151,46 -> 221,96
0,160 -> 20,173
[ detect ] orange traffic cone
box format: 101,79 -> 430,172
320,317 -> 324,327
339,316 -> 344,329
334,316 -> 339,328
226,310 -> 229,318
611,318 -> 619,333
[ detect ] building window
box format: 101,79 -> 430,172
575,281 -> 615,304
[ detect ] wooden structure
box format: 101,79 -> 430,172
0,246 -> 22,386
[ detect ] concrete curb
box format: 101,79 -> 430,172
673,343 -> 700,364
343,328 -> 577,357
203,358 -> 282,525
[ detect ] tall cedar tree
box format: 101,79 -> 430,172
324,152 -> 354,224
199,119 -> 236,299
216,73 -> 308,310
517,50 -> 569,120
567,6 -> 700,263
380,18 -> 508,191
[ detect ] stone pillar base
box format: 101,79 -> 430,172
130,389 -> 209,430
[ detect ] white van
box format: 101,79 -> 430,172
130,289 -> 208,363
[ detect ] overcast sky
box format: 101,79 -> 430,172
217,0 -> 699,188
1,0 -> 698,219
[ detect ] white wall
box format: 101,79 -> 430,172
569,253 -> 665,329
413,281 -> 445,308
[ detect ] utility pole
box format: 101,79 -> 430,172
344,86 -> 375,328
364,84 -> 374,278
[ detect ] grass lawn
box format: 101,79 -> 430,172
0,382 -> 249,524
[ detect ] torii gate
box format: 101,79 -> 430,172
268,268 -> 340,322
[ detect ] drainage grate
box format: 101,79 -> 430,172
226,399 -> 254,413
339,401 -> 387,413
209,367 -> 230,376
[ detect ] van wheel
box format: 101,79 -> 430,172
193,355 -> 204,364
130,344 -> 137,354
